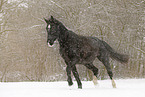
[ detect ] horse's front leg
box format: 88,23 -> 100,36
61,51 -> 74,86
66,65 -> 73,86
65,58 -> 82,89
72,65 -> 82,89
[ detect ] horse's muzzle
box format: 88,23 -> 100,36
47,40 -> 54,47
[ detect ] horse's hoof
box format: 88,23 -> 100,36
78,85 -> 82,89
68,82 -> 73,86
93,76 -> 98,85
112,79 -> 117,88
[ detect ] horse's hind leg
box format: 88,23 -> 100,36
97,55 -> 116,88
84,64 -> 99,85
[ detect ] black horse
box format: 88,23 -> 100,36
44,16 -> 129,89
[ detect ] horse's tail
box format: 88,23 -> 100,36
102,40 -> 129,63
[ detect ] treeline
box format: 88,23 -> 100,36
0,0 -> 144,82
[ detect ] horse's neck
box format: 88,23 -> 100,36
58,25 -> 69,44
58,24 -> 79,46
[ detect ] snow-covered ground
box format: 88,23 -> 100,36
1,79 -> 145,97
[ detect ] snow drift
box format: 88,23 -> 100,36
1,79 -> 145,97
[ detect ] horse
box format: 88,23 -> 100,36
44,16 -> 129,89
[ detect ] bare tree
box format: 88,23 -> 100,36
0,0 -> 144,82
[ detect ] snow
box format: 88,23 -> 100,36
0,79 -> 145,97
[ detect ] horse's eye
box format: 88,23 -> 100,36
51,26 -> 55,29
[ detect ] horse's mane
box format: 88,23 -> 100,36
53,18 -> 68,31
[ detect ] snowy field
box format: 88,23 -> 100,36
1,79 -> 145,97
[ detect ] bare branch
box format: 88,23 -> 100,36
3,1 -> 24,10
23,25 -> 43,31
131,45 -> 145,54
0,29 -> 15,34
30,14 -> 44,22
49,0 -> 68,18
1,65 -> 8,82
50,0 -> 65,11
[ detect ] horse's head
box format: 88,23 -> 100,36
44,16 -> 60,46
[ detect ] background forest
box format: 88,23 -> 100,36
0,0 -> 144,82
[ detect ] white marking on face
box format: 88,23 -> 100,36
48,43 -> 54,47
48,24 -> 51,29
47,41 -> 56,48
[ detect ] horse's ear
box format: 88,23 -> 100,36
50,16 -> 54,22
44,18 -> 48,23
51,16 -> 54,20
